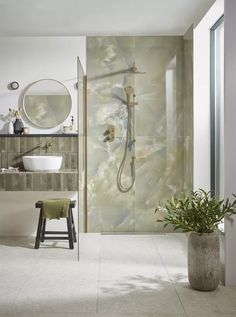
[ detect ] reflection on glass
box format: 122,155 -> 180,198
23,79 -> 72,129
77,58 -> 87,232
166,56 -> 177,157
211,19 -> 224,198
215,22 -> 224,198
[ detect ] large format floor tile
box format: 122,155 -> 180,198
175,283 -> 236,316
188,312 -> 236,317
1,233 -> 236,317
99,234 -> 169,280
98,279 -> 185,315
13,279 -> 98,314
152,233 -> 188,283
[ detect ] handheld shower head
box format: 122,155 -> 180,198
125,86 -> 138,107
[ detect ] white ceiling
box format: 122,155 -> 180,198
0,0 -> 215,36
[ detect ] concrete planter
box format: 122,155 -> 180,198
188,232 -> 220,291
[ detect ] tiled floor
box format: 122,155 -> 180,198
0,233 -> 236,317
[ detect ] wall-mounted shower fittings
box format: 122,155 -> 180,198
38,141 -> 53,152
125,86 -> 138,107
104,125 -> 115,142
124,62 -> 146,75
116,85 -> 137,193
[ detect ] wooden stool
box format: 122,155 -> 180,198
35,200 -> 76,249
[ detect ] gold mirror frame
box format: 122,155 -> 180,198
23,79 -> 72,129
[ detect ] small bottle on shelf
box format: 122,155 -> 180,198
70,116 -> 75,131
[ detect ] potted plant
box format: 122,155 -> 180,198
155,189 -> 236,291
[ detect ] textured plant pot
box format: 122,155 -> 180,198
188,232 -> 220,291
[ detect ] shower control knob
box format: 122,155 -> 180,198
103,125 -> 115,142
104,136 -> 110,142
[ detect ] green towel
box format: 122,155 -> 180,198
42,199 -> 71,219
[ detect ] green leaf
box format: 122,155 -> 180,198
154,188 -> 236,233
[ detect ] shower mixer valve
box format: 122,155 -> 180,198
103,125 -> 115,142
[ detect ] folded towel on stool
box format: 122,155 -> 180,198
42,199 -> 71,219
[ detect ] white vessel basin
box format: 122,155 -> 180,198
23,156 -> 62,172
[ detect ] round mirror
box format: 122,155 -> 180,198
23,79 -> 72,128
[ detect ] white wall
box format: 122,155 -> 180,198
0,192 -> 78,236
0,36 -> 86,133
0,36 -> 85,236
193,0 -> 224,191
224,0 -> 236,286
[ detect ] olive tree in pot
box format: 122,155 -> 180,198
155,189 -> 236,291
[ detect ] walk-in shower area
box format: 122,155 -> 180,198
86,35 -> 193,232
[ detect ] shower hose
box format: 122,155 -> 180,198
117,106 -> 136,193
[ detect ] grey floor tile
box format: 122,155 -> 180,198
187,313 -> 236,317
2,313 -> 68,317
13,280 -> 98,314
4,313 -> 100,317
99,234 -> 169,280
96,312 -> 186,317
1,234 -> 236,317
151,234 -> 188,283
27,259 -> 100,282
98,279 -> 185,315
0,287 -> 21,315
175,283 -> 236,316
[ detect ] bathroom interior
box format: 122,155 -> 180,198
0,33 -> 193,236
1,0 -> 236,315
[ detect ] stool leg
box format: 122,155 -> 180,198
67,212 -> 74,249
35,209 -> 43,249
70,208 -> 77,243
41,218 -> 46,242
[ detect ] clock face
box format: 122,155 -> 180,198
10,81 -> 19,90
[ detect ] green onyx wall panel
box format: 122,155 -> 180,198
87,136 -> 134,232
183,27 -> 194,190
87,36 -> 193,232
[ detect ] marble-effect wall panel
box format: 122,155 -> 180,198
134,37 -> 184,138
87,36 -> 193,232
135,136 -> 184,206
183,28 -> 193,190
87,136 -> 134,232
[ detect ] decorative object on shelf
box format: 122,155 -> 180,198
63,125 -> 71,133
22,127 -> 29,134
70,116 -> 75,131
62,131 -> 78,134
23,79 -> 72,129
8,119 -> 14,134
155,189 -> 236,291
9,108 -> 24,134
13,118 -> 24,134
1,167 -> 19,173
9,81 -> 19,90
